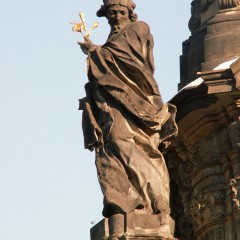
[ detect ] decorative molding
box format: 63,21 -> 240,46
189,0 -> 202,33
230,58 -> 240,89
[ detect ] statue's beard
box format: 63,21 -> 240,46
109,20 -> 130,31
113,24 -> 123,30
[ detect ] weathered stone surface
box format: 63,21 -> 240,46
109,214 -> 125,238
169,76 -> 240,238
179,28 -> 207,88
79,2 -> 177,238
125,213 -> 175,238
90,213 -> 175,240
171,3 -> 240,238
202,8 -> 240,71
180,2 -> 240,89
77,0 -> 178,238
231,57 -> 240,89
188,0 -> 219,34
90,218 -> 109,240
218,0 -> 240,9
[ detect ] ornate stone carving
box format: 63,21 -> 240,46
189,192 -> 226,231
189,0 -> 202,33
77,0 -> 178,239
168,117 -> 240,239
227,121 -> 240,149
188,0 -> 216,33
170,1 -> 240,238
230,178 -> 240,209
178,163 -> 192,189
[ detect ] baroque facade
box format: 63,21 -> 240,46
168,1 -> 240,239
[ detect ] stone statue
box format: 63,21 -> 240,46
79,0 -> 177,221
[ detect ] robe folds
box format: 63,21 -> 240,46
80,21 -> 178,217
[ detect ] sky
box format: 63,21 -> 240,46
0,0 -> 191,239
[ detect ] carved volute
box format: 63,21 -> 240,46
188,0 -> 219,34
188,0 -> 202,33
188,0 -> 240,35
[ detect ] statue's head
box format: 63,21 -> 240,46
97,0 -> 138,30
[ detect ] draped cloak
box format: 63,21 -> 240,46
79,21 -> 178,217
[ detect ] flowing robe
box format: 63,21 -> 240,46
218,0 -> 240,9
80,21 -> 177,217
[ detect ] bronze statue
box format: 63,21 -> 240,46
79,0 -> 177,219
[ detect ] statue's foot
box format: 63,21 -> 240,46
157,213 -> 175,238
153,195 -> 171,215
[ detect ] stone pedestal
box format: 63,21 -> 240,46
90,213 -> 175,240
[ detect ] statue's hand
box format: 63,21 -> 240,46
78,37 -> 94,55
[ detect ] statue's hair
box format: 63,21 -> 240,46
96,0 -> 138,22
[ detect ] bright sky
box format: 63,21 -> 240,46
0,1 -> 191,239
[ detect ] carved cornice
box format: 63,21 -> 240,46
230,58 -> 240,89
170,67 -> 240,148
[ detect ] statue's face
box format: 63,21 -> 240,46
107,5 -> 130,30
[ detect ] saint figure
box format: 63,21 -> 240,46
79,0 -> 177,218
